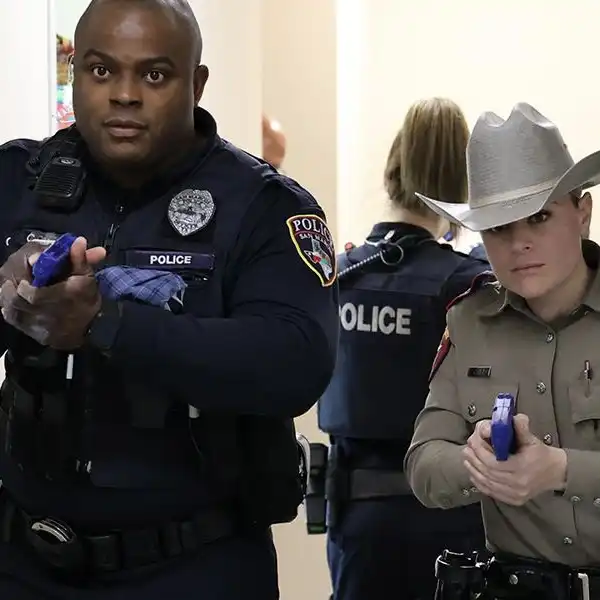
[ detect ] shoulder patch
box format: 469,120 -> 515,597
344,241 -> 356,252
286,213 -> 337,287
445,270 -> 496,311
429,327 -> 451,383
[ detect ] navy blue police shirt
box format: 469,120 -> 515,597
0,108 -> 339,526
318,222 -> 490,456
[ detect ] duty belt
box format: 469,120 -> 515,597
347,468 -> 412,499
486,553 -> 599,600
0,496 -> 237,581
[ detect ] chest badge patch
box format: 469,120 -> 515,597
168,189 -> 216,237
286,214 -> 336,287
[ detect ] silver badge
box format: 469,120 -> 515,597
168,189 -> 216,237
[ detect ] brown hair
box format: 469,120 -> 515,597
384,98 -> 470,227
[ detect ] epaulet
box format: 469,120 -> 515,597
0,138 -> 39,155
445,270 -> 496,311
0,126 -> 77,156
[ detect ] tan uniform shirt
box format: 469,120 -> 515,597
404,241 -> 600,567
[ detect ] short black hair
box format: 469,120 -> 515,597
75,0 -> 203,64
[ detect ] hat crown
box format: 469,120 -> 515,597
467,102 -> 574,208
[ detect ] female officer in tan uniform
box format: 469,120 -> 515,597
404,102 -> 600,599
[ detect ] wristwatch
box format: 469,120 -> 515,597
85,298 -> 123,355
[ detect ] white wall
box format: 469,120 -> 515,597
192,0 -> 262,154
262,0 -> 338,238
0,0 -> 54,143
337,0 -> 600,246
55,0 -> 85,39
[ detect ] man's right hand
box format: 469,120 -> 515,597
0,242 -> 48,336
0,240 -> 107,347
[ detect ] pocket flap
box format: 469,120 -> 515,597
569,381 -> 600,423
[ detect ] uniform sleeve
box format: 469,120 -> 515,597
561,450 -> 600,500
0,141 -> 34,356
104,183 -> 339,418
403,314 -> 480,509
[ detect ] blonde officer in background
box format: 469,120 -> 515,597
404,102 -> 600,600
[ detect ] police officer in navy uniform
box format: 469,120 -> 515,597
0,1 -> 338,598
319,98 -> 488,600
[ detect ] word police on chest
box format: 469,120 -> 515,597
339,302 -> 412,335
125,250 -> 215,271
152,254 -> 191,266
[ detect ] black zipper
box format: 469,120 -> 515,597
103,203 -> 125,252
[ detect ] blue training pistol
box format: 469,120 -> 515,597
490,393 -> 516,461
31,233 -> 78,288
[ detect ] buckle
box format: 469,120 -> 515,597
577,572 -> 590,600
31,517 -> 75,543
27,517 -> 85,571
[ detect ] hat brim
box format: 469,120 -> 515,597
416,149 -> 600,232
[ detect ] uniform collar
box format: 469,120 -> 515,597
580,240 -> 600,312
478,239 -> 600,318
365,222 -> 434,245
82,107 -> 219,207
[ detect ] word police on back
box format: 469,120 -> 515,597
339,302 -> 411,335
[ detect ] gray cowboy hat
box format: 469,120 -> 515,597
416,102 -> 600,232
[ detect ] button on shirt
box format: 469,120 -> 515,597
405,240 -> 600,567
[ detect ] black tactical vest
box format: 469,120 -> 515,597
0,126 -> 303,526
318,232 -> 476,443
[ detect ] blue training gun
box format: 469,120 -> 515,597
490,392 -> 516,461
31,233 -> 78,288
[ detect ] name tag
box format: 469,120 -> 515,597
125,250 -> 215,271
467,366 -> 492,378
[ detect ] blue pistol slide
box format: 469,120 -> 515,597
490,393 -> 516,461
31,233 -> 78,288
